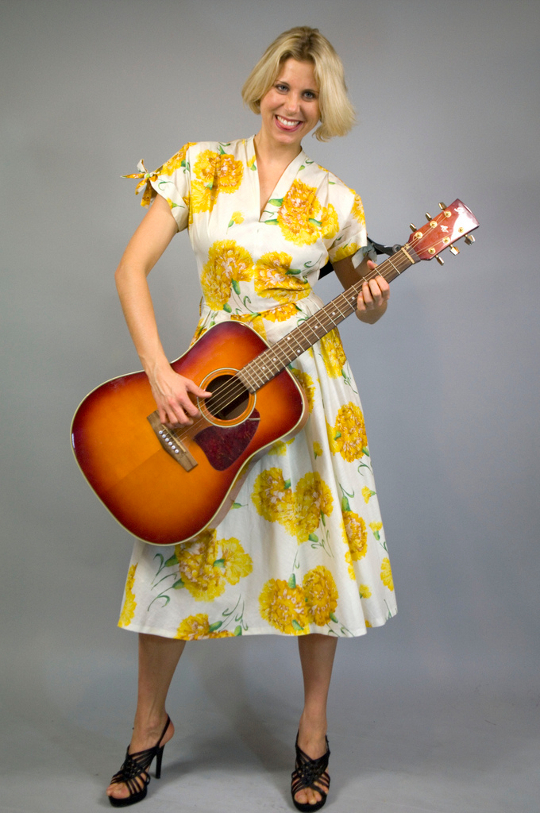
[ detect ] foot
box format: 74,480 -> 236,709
293,717 -> 329,807
106,715 -> 174,803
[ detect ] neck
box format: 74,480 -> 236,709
253,130 -> 302,166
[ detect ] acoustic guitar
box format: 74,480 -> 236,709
71,200 -> 478,546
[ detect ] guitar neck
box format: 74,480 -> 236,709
237,244 -> 419,393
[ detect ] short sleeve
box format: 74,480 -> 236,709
123,143 -> 196,232
327,191 -> 368,265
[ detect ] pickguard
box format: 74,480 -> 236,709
194,410 -> 261,471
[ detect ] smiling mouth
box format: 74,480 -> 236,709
275,115 -> 303,131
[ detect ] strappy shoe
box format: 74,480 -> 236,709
291,733 -> 331,812
108,715 -> 171,807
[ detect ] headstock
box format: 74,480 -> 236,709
408,200 -> 478,264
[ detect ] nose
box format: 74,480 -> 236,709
283,91 -> 301,115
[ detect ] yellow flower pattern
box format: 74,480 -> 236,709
380,558 -> 394,591
320,329 -> 347,377
201,240 -> 253,309
118,564 -> 137,627
327,403 -> 368,462
259,579 -> 308,634
303,566 -> 338,626
121,137 -> 396,639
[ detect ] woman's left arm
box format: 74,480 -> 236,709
332,256 -> 390,324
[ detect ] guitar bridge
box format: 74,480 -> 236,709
147,412 -> 198,471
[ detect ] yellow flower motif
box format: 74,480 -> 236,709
218,153 -> 244,193
331,403 -> 368,462
359,584 -> 372,599
369,521 -> 383,540
321,203 -> 339,240
173,530 -> 252,602
191,178 -> 219,215
252,467 -> 295,529
380,558 -> 394,591
230,312 -> 266,340
351,194 -> 365,225
290,368 -> 315,412
247,155 -> 257,171
201,240 -> 253,309
333,242 -> 359,263
262,302 -> 299,322
253,251 -> 309,304
320,329 -> 347,377
230,210 -> 244,225
345,549 -> 355,580
175,613 -> 235,640
343,511 -> 368,561
160,143 -> 195,176
118,564 -> 137,627
175,530 -> 224,602
176,613 -> 210,640
277,180 -> 322,246
193,149 -> 219,184
259,578 -> 307,634
365,619 -> 372,628
362,486 -> 376,504
313,441 -> 323,458
294,472 -> 333,543
219,537 -> 253,585
268,438 -> 295,456
303,566 -> 338,626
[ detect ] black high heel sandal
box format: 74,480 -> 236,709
291,733 -> 331,812
108,715 -> 171,807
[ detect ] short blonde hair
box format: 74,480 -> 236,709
242,27 -> 355,142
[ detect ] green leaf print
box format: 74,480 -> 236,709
208,621 -> 223,632
234,625 -> 243,636
362,446 -> 370,457
286,268 -> 302,275
172,579 -> 185,590
334,431 -> 342,440
213,558 -> 226,570
308,533 -> 319,543
292,620 -> 305,632
341,496 -> 351,512
165,553 -> 179,567
329,613 -> 339,624
223,303 -> 232,313
288,573 -> 297,589
268,197 -> 284,206
284,479 -> 291,490
308,218 -> 321,227
264,219 -> 279,226
204,181 -> 213,189
232,279 -> 241,295
232,501 -> 245,509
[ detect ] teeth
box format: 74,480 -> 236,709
277,116 -> 300,128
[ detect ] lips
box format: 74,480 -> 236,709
275,115 -> 303,131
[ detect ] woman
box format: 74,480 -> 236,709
108,26 -> 395,811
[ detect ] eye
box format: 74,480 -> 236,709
303,90 -> 318,100
275,83 -> 288,93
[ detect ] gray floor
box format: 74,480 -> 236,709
2,640 -> 539,813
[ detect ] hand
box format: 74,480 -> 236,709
149,365 -> 211,426
356,261 -> 390,324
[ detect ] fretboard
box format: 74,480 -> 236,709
237,244 -> 419,393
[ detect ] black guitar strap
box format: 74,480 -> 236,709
319,236 -> 402,279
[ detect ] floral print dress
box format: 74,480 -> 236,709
119,137 -> 397,639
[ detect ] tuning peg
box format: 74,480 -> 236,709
409,223 -> 417,232
435,255 -> 444,265
425,212 -> 433,221
449,245 -> 460,255
464,234 -> 475,245
439,202 -> 447,210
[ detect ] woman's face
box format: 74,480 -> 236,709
259,58 -> 320,150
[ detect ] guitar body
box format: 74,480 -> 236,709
71,321 -> 308,546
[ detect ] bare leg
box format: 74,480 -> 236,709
294,634 -> 337,807
106,633 -> 186,802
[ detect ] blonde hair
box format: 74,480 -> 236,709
242,26 -> 355,142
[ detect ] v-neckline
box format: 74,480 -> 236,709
247,136 -> 307,222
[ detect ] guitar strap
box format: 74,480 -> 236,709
319,236 -> 402,279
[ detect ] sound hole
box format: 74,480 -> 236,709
205,375 -> 250,421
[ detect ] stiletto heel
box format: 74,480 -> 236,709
108,716 -> 171,807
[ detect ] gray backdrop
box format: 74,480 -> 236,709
1,1 -> 539,811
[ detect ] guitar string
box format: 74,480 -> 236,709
166,223 -> 462,444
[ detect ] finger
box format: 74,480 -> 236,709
376,275 -> 390,299
185,381 -> 212,398
362,280 -> 374,307
367,279 -> 383,307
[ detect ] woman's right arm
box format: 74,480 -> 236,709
115,194 -> 210,426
